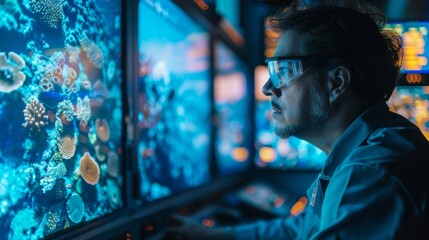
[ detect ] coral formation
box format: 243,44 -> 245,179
94,145 -> 106,162
29,0 -> 64,28
81,79 -> 91,90
95,118 -> 110,142
57,100 -> 75,124
47,162 -> 67,179
107,180 -> 121,208
107,151 -> 120,178
37,56 -> 63,92
80,37 -> 105,69
46,211 -> 58,231
0,51 -> 26,93
93,80 -> 110,98
64,66 -> 78,93
40,162 -> 67,193
22,99 -> 49,132
79,152 -> 100,185
66,193 -> 84,223
36,51 -> 81,94
64,67 -> 78,87
1,0 -> 124,237
39,77 -> 54,92
75,96 -> 91,124
9,208 -> 39,240
54,178 -> 66,201
58,136 -> 76,160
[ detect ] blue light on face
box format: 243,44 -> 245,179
254,66 -> 326,170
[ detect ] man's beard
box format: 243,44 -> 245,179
274,96 -> 329,139
274,124 -> 299,139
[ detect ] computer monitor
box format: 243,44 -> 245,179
137,0 -> 212,203
0,0 -> 124,239
384,21 -> 429,84
214,39 -> 252,176
387,86 -> 429,140
384,21 -> 429,139
254,66 -> 326,170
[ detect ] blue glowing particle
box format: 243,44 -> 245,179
107,60 -> 116,81
150,182 -> 171,200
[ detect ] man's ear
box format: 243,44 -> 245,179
327,66 -> 351,103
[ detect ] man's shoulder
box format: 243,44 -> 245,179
339,117 -> 429,184
338,111 -> 428,172
359,110 -> 428,154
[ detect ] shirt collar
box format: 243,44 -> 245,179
321,102 -> 390,178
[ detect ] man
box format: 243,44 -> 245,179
169,4 -> 429,240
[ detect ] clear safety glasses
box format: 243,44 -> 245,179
265,56 -> 321,88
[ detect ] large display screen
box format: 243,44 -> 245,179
137,0 -> 211,202
387,86 -> 429,140
384,21 -> 429,74
214,40 -> 252,175
0,0 -> 124,239
254,66 -> 326,170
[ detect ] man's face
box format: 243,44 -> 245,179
262,30 -> 329,139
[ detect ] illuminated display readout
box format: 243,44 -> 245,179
385,22 -> 429,73
387,86 -> 429,140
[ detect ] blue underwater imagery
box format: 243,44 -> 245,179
0,0 -> 123,239
136,0 -> 213,203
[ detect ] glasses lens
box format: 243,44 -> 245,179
267,59 -> 303,88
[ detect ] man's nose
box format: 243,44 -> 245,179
262,78 -> 274,96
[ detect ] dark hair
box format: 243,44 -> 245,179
269,5 -> 403,103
